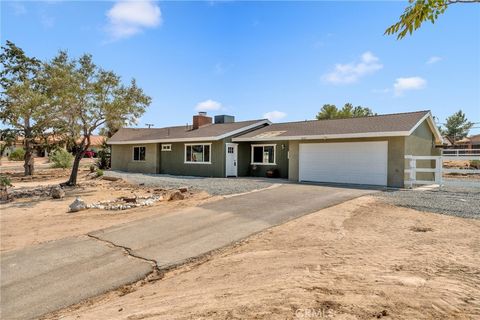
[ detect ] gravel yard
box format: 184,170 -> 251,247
377,186 -> 480,219
105,171 -> 278,196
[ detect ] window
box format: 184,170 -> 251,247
185,144 -> 211,164
133,146 -> 146,161
251,144 -> 276,165
227,146 -> 234,154
161,144 -> 172,152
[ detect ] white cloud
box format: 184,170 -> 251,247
106,0 -> 162,40
10,2 -> 27,15
322,51 -> 383,85
263,111 -> 287,122
426,56 -> 442,64
195,99 -> 222,112
394,77 -> 427,96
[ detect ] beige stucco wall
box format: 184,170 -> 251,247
111,144 -> 160,174
405,120 -> 439,156
288,137 -> 406,188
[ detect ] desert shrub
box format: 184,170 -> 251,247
0,175 -> 11,187
89,164 -> 96,173
470,160 -> 480,169
96,169 -> 104,177
8,148 -> 25,161
49,149 -> 74,169
96,146 -> 111,170
0,175 -> 11,201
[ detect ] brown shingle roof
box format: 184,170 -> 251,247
108,119 -> 268,144
470,134 -> 480,143
77,135 -> 106,146
233,111 -> 431,141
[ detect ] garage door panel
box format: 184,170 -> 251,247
299,141 -> 388,186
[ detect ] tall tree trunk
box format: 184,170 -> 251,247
64,135 -> 91,186
64,149 -> 85,186
23,125 -> 34,176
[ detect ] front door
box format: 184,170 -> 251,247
225,143 -> 238,177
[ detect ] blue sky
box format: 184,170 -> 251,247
2,1 -> 480,133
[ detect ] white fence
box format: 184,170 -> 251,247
405,150 -> 480,188
442,148 -> 480,158
405,155 -> 442,188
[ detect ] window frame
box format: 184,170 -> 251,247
132,145 -> 146,162
251,144 -> 276,165
184,143 -> 212,164
161,144 -> 172,152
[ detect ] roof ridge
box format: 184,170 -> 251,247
270,110 -> 430,125
120,118 -> 268,131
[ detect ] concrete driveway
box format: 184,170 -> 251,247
1,183 -> 377,320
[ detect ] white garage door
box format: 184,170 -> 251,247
299,141 -> 388,186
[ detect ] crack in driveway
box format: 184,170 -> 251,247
87,233 -> 163,276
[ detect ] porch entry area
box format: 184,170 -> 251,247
226,143 -> 238,177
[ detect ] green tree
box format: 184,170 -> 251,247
316,103 -> 375,120
441,110 -> 474,144
99,118 -> 124,138
0,41 -> 50,175
46,52 -> 151,186
385,0 -> 480,40
316,104 -> 339,120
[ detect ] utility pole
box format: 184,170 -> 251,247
146,123 -> 154,128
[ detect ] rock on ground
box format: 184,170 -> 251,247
167,190 -> 184,201
69,197 -> 87,212
51,186 -> 65,199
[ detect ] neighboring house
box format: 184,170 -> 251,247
455,134 -> 480,150
108,110 -> 442,188
1,134 -> 106,158
1,135 -> 65,158
1,138 -> 23,158
442,136 -> 454,148
77,135 -> 106,153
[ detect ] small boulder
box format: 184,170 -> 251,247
178,187 -> 188,193
102,176 -> 121,182
69,197 -> 87,212
168,190 -> 184,201
51,186 -> 65,199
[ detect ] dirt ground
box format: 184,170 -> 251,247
44,196 -> 480,320
0,171 -> 216,252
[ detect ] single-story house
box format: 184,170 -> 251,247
455,134 -> 480,150
108,110 -> 442,188
77,135 -> 106,153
